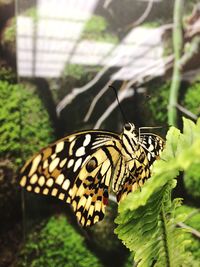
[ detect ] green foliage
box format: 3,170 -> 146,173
183,82 -> 200,116
148,81 -> 170,125
184,163 -> 200,199
2,8 -> 37,47
0,81 -> 54,166
17,215 -> 103,267
3,18 -> 16,43
82,15 -> 119,43
63,64 -> 85,80
115,118 -> 200,266
176,205 -> 200,261
0,65 -> 16,83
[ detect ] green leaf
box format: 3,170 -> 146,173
115,117 -> 200,266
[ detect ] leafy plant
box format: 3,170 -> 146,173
115,118 -> 200,266
0,65 -> 16,82
184,163 -> 200,199
3,18 -> 16,44
183,82 -> 200,116
17,215 -> 103,267
0,81 -> 54,166
175,205 -> 200,261
148,81 -> 170,125
82,15 -> 119,43
63,64 -> 85,80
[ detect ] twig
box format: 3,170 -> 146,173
86,53 -> 173,124
56,66 -> 110,115
84,80 -> 113,122
177,222 -> 200,239
168,0 -> 184,126
176,103 -> 198,120
124,0 -> 155,31
93,56 -> 173,128
179,36 -> 200,69
182,68 -> 200,82
185,209 -> 200,221
56,23 -> 172,116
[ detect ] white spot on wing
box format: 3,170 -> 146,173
60,158 -> 67,168
20,176 -> 27,187
56,141 -> 64,153
67,159 -> 74,168
43,159 -> 48,169
77,196 -> 87,209
52,188 -> 58,196
49,157 -> 60,172
62,179 -> 70,190
34,187 -> 40,193
38,176 -> 45,186
83,134 -> 91,147
149,144 -> 154,151
51,154 -> 56,160
75,147 -> 85,157
58,193 -> 65,200
30,174 -> 38,184
43,188 -> 49,195
29,154 -> 42,176
73,158 -> 82,172
56,174 -> 65,185
46,178 -> 54,187
27,185 -> 32,191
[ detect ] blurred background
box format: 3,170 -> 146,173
0,0 -> 200,266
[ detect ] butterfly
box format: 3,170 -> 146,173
19,123 -> 164,227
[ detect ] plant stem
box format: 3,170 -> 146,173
160,204 -> 171,267
168,0 -> 184,126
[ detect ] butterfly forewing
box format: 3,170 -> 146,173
19,130 -> 121,226
19,124 -> 165,227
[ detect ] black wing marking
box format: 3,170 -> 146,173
19,130 -> 121,226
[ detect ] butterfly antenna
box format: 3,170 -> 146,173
109,85 -> 128,124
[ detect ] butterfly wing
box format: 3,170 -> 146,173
116,134 -> 165,202
19,130 -> 122,226
139,133 -> 165,165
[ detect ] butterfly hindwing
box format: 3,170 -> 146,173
139,133 -> 164,164
116,133 -> 164,202
19,130 -> 121,226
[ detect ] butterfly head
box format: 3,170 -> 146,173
123,123 -> 137,135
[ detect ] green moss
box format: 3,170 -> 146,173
147,81 -> 200,126
148,81 -> 170,125
184,163 -> 200,199
63,64 -> 85,80
183,82 -> 200,116
82,15 -> 119,43
2,7 -> 37,47
0,65 -> 16,82
3,18 -> 16,44
0,81 -> 54,166
17,215 -> 103,267
176,205 -> 200,261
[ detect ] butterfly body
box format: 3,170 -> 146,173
19,123 -> 164,226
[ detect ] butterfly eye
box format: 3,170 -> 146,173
124,123 -> 131,131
